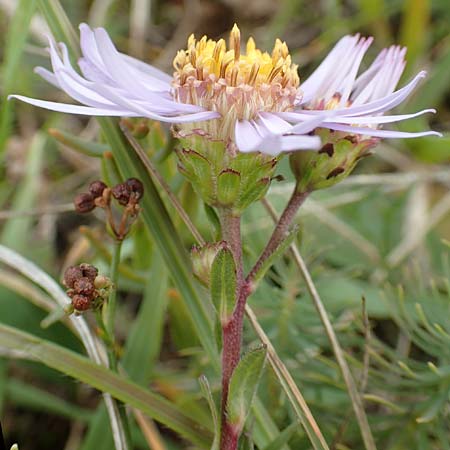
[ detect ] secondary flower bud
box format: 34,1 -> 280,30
88,180 -> 107,199
73,277 -> 95,298
111,182 -> 130,206
125,178 -> 144,201
191,241 -> 227,287
290,129 -> 377,192
74,192 -> 96,213
72,294 -> 91,312
63,265 -> 83,288
79,263 -> 98,281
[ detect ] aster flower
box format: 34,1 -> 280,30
278,34 -> 442,140
9,23 -> 322,156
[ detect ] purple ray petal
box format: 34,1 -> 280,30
301,71 -> 427,118
325,122 -> 442,138
325,108 -> 436,125
235,119 -> 321,155
8,95 -> 138,116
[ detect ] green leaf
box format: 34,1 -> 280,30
1,133 -> 45,253
199,375 -> 220,450
0,323 -> 212,448
227,346 -> 267,432
210,246 -> 237,323
49,128 -> 109,157
0,0 -> 38,154
217,169 -> 241,206
262,421 -> 300,450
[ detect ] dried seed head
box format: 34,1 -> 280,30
88,180 -> 108,199
79,263 -> 98,281
125,178 -> 144,201
73,277 -> 95,298
74,192 -> 96,213
111,182 -> 131,206
63,265 -> 83,288
72,294 -> 91,312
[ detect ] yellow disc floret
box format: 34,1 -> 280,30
172,24 -> 300,142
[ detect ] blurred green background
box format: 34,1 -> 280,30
0,0 -> 449,449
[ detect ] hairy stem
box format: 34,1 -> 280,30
247,189 -> 309,283
218,210 -> 248,450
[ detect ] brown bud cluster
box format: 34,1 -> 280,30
63,263 -> 108,313
73,178 -> 144,240
112,178 -> 144,205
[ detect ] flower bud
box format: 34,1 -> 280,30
191,241 -> 227,287
125,178 -> 144,201
88,180 -> 108,199
74,192 -> 96,213
112,182 -> 131,206
79,263 -> 98,281
290,130 -> 377,192
94,275 -> 110,289
72,294 -> 91,312
73,277 -> 95,298
63,265 -> 83,288
176,130 -> 276,214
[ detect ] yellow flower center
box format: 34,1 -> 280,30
172,25 -> 300,142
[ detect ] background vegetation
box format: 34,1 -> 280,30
0,0 -> 449,449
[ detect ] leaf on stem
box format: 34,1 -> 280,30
227,346 -> 267,434
210,245 -> 237,324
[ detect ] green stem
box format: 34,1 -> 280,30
105,239 -> 123,338
97,240 -> 133,449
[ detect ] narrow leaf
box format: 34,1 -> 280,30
0,324 -> 212,448
227,346 -> 267,433
49,128 -> 108,157
210,246 -> 237,323
199,375 -> 220,450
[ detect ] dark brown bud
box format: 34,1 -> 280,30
125,178 -> 144,201
63,265 -> 83,288
88,180 -> 108,199
73,277 -> 95,298
111,183 -> 130,206
79,263 -> 98,281
72,294 -> 91,312
74,193 -> 95,213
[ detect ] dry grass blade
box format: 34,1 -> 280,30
261,199 -> 377,450
0,244 -> 129,450
133,409 -> 167,450
245,305 -> 330,450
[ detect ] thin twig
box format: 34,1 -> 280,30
262,199 -> 377,450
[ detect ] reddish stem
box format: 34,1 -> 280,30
218,211 -> 247,450
247,189 -> 309,283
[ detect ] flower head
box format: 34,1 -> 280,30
279,34 -> 441,140
10,23 -> 321,156
9,25 -> 440,198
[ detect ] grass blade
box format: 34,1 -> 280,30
0,323 -> 213,448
